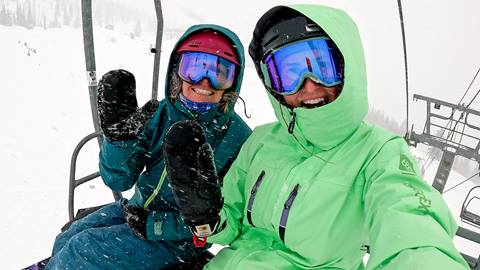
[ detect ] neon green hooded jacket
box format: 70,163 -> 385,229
205,4 -> 469,270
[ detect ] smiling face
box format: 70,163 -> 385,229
283,78 -> 341,108
181,77 -> 226,103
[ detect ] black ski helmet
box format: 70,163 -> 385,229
249,6 -> 329,83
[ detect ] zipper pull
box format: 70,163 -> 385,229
288,111 -> 296,134
251,171 -> 266,195
284,184 -> 300,209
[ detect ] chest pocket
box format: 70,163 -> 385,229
246,170 -> 266,227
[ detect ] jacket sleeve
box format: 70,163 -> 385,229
363,138 -> 469,270
207,132 -> 255,245
99,109 -> 158,192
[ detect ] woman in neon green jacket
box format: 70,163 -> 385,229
165,4 -> 470,270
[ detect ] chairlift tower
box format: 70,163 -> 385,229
407,94 -> 480,269
407,94 -> 480,192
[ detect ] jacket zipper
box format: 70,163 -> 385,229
246,170 -> 266,227
279,183 -> 300,243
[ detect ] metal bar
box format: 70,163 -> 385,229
426,100 -> 431,134
69,131 -> 102,221
414,94 -> 480,117
457,226 -> 480,244
151,0 -> 163,100
75,172 -> 101,187
81,0 -> 102,146
460,252 -> 478,270
432,150 -> 455,192
396,0 -> 410,136
81,0 -> 121,204
429,123 -> 480,142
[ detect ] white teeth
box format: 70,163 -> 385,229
193,88 -> 214,96
303,97 -> 326,104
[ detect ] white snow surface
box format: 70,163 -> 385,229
2,2 -> 480,267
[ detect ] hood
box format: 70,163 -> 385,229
164,24 -> 245,122
250,5 -> 368,152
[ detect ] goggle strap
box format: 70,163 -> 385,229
260,63 -> 272,88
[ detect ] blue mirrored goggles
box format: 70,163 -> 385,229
178,51 -> 237,90
261,37 -> 343,95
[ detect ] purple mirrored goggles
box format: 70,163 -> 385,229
178,51 -> 237,90
261,37 -> 343,95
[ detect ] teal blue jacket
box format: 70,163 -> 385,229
99,24 -> 251,241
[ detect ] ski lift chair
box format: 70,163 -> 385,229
461,186 -> 480,229
457,186 -> 480,269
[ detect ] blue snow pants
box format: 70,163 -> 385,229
45,199 -> 199,270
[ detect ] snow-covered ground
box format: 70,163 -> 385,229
2,13 -> 480,269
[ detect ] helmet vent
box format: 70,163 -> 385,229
305,23 -> 321,33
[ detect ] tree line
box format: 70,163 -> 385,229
0,0 -> 155,37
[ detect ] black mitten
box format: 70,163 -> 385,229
122,204 -> 148,240
163,120 -> 223,240
97,69 -> 158,141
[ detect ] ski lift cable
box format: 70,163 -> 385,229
466,87 -> 480,108
396,0 -> 410,136
445,85 -> 480,142
442,170 -> 480,194
460,67 -> 480,106
445,67 -> 480,141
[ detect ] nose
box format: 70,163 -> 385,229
301,78 -> 321,93
197,77 -> 213,89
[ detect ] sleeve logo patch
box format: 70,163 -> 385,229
399,154 -> 416,175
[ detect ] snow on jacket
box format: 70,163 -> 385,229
99,24 -> 251,241
205,5 -> 469,270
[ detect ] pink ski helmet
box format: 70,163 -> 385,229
176,30 -> 239,65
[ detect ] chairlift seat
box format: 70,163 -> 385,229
461,207 -> 480,227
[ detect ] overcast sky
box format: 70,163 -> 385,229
117,0 -> 480,126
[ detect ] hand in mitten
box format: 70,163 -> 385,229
97,69 -> 159,141
122,203 -> 148,240
163,120 -> 223,244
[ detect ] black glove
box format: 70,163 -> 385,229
97,69 -> 159,141
163,120 -> 223,240
122,203 -> 148,240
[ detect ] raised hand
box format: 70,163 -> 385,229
163,120 -> 223,244
97,69 -> 158,141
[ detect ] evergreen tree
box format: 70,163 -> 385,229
26,0 -> 35,29
5,9 -> 13,26
53,0 -> 60,27
63,2 -> 70,26
42,13 -> 46,30
0,4 -> 6,25
134,19 -> 142,38
16,2 -> 24,27
32,0 -> 37,27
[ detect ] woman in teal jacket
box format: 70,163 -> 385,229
166,5 -> 470,270
45,24 -> 251,270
